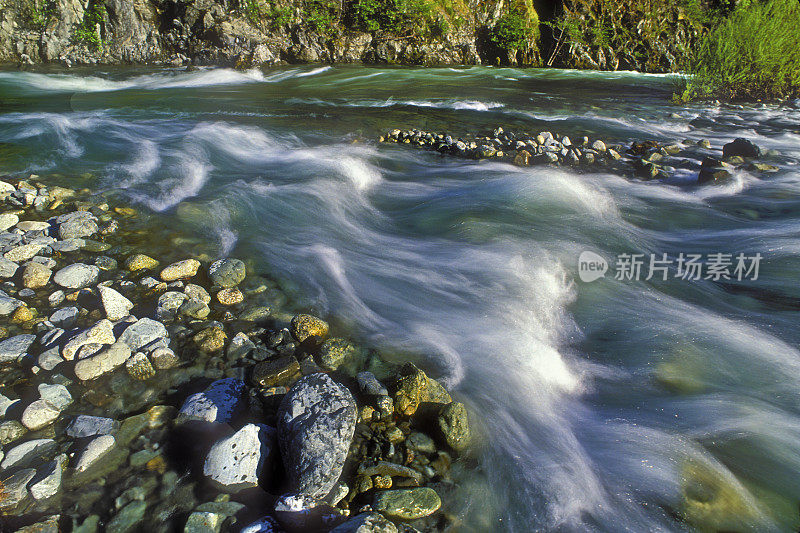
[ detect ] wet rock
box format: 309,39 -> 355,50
185,284 -> 211,304
5,243 -> 45,263
17,515 -> 60,532
252,356 -> 300,388
150,346 -> 180,369
216,287 -> 243,306
0,421 -> 27,445
119,318 -> 168,352
98,285 -> 133,320
53,263 -> 100,289
62,319 -> 115,360
75,434 -> 116,472
126,351 -> 156,380
329,513 -> 397,533
21,399 -> 61,431
722,138 -> 761,159
1,439 -> 56,470
194,326 -> 226,353
277,373 -> 357,498
50,306 -> 79,328
373,487 -> 441,520
591,140 -> 607,152
356,373 -> 387,400
107,500 -> 147,533
290,314 -> 329,343
393,363 -> 451,416
0,333 -> 36,363
74,342 -> 132,380
58,213 -> 98,240
273,493 -> 344,532
0,468 -> 36,511
0,213 -> 19,231
318,338 -> 356,371
178,378 -> 246,424
357,460 -> 423,485
29,453 -> 66,500
66,415 -> 118,438
238,306 -> 271,322
160,259 -> 200,282
698,157 -> 732,184
0,257 -> 19,278
22,262 -> 52,289
203,423 -> 277,492
436,401 -> 470,452
125,254 -> 159,271
180,297 -> 211,319
0,292 -> 23,316
748,162 -> 779,173
407,432 -> 436,454
227,332 -> 255,361
184,510 -> 224,533
240,515 -> 283,533
208,258 -> 246,288
157,291 -> 187,321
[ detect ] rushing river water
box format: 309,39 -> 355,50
1,65 -> 800,532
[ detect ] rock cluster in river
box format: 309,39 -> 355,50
381,128 -> 780,185
0,174 -> 470,532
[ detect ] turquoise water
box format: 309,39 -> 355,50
2,65 -> 800,531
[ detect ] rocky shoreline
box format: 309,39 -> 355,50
0,175 -> 469,532
379,127 -> 781,184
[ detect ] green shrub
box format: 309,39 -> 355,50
678,0 -> 800,101
490,10 -> 538,51
26,0 -> 57,30
74,0 -> 106,52
347,0 -> 436,35
304,0 -> 339,33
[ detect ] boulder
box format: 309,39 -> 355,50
203,423 -> 277,492
277,374 -> 357,498
722,138 -> 761,159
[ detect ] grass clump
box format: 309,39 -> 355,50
678,0 -> 800,101
73,0 -> 106,52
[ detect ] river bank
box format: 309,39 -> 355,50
0,173 -> 471,532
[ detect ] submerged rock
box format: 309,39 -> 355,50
53,263 -> 100,289
74,342 -> 131,380
329,513 -> 397,533
62,319 -> 115,360
277,373 -> 357,498
66,415 -> 119,438
290,314 -> 329,343
0,333 -> 36,363
208,258 -> 246,288
393,363 -> 451,416
178,378 -> 246,424
203,423 -> 277,492
119,318 -> 168,352
75,434 -> 116,472
372,487 -> 441,520
160,259 -> 200,281
436,401 -> 471,452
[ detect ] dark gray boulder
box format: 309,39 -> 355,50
277,373 -> 357,499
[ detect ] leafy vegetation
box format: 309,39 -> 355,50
25,0 -> 57,30
74,0 -> 106,52
240,0 -> 293,29
304,0 -> 339,34
677,0 -> 800,101
347,0 -> 440,36
489,1 -> 538,52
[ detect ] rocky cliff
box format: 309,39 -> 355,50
0,0 -> 716,71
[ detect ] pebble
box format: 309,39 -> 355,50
150,346 -> 180,369
74,342 -> 132,380
215,287 -> 243,306
0,256 -> 19,278
0,292 -> 22,315
22,262 -> 52,289
75,434 -> 116,472
0,468 -> 37,511
66,415 -> 119,438
208,258 -> 246,288
184,283 -> 211,304
50,306 -> 79,328
0,333 -> 36,363
157,291 -> 187,321
126,351 -> 156,380
125,254 -> 159,271
329,513 -> 397,533
1,438 -> 57,470
29,453 -> 66,500
58,213 -> 98,240
193,326 -> 226,353
119,317 -> 168,352
21,399 -> 62,430
318,338 -> 356,371
178,378 -> 246,424
53,263 -> 100,289
98,285 -> 133,320
0,213 -> 19,231
5,243 -> 45,263
160,259 -> 200,282
372,487 -> 441,520
290,313 -> 329,343
62,319 -> 115,360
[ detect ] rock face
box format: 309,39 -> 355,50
203,423 -> 277,492
277,373 -> 357,498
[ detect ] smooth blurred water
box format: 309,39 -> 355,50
2,65 -> 800,532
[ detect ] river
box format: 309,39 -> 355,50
1,64 -> 800,532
